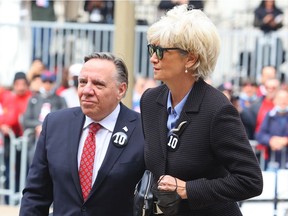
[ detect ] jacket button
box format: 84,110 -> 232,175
81,207 -> 87,212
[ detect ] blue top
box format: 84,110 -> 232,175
167,88 -> 192,131
256,107 -> 288,168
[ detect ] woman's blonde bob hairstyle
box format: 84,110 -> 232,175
147,4 -> 221,80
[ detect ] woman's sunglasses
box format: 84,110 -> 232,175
147,44 -> 186,60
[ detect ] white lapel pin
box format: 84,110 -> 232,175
123,126 -> 128,132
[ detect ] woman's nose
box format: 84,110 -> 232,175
150,53 -> 158,63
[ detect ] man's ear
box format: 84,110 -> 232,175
118,82 -> 127,99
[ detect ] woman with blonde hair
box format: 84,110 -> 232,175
140,4 -> 263,215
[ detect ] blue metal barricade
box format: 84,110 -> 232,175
0,129 -> 34,205
246,140 -> 288,216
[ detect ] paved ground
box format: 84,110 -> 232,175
241,202 -> 288,216
0,205 -> 19,216
0,202 -> 288,216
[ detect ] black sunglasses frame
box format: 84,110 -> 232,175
147,44 -> 185,60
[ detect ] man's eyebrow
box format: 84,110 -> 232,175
92,79 -> 106,86
78,77 -> 86,80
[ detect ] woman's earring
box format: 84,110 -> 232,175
185,68 -> 188,73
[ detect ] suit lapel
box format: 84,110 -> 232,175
68,108 -> 86,199
155,80 -> 208,158
184,78 -> 207,113
177,79 -> 207,122
89,104 -> 137,194
155,86 -> 170,163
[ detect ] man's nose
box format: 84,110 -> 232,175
82,85 -> 94,94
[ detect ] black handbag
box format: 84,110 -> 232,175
151,184 -> 181,216
133,170 -> 154,216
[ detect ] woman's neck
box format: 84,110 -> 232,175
168,79 -> 195,107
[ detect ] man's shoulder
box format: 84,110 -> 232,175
120,103 -> 141,119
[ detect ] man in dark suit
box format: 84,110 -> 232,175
19,52 -> 145,216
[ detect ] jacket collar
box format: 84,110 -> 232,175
155,78 -> 207,114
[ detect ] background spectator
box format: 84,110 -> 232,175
132,75 -> 147,112
84,0 -> 114,24
55,66 -> 69,96
253,1 -> 285,81
0,72 -> 31,204
241,78 -> 280,168
255,89 -> 288,169
256,65 -> 277,98
241,78 -> 280,139
23,70 -> 67,164
253,0 -> 283,34
132,75 -> 158,112
217,81 -> 234,101
239,79 -> 258,111
27,59 -> 46,95
60,63 -> 82,108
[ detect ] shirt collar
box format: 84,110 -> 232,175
167,88 -> 192,115
83,104 -> 120,132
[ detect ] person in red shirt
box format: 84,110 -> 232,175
256,89 -> 288,168
241,78 -> 280,138
0,72 -> 32,204
241,78 -> 280,169
255,78 -> 280,133
0,72 -> 32,136
0,86 -> 12,118
0,86 -> 11,153
256,65 -> 277,98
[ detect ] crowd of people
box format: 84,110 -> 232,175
216,64 -> 288,170
0,59 -> 85,204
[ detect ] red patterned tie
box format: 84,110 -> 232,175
79,122 -> 101,201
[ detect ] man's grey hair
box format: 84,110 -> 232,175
84,52 -> 129,87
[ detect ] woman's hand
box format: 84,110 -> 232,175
157,175 -> 187,199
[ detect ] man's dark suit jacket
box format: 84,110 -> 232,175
19,103 -> 145,216
140,79 -> 263,216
